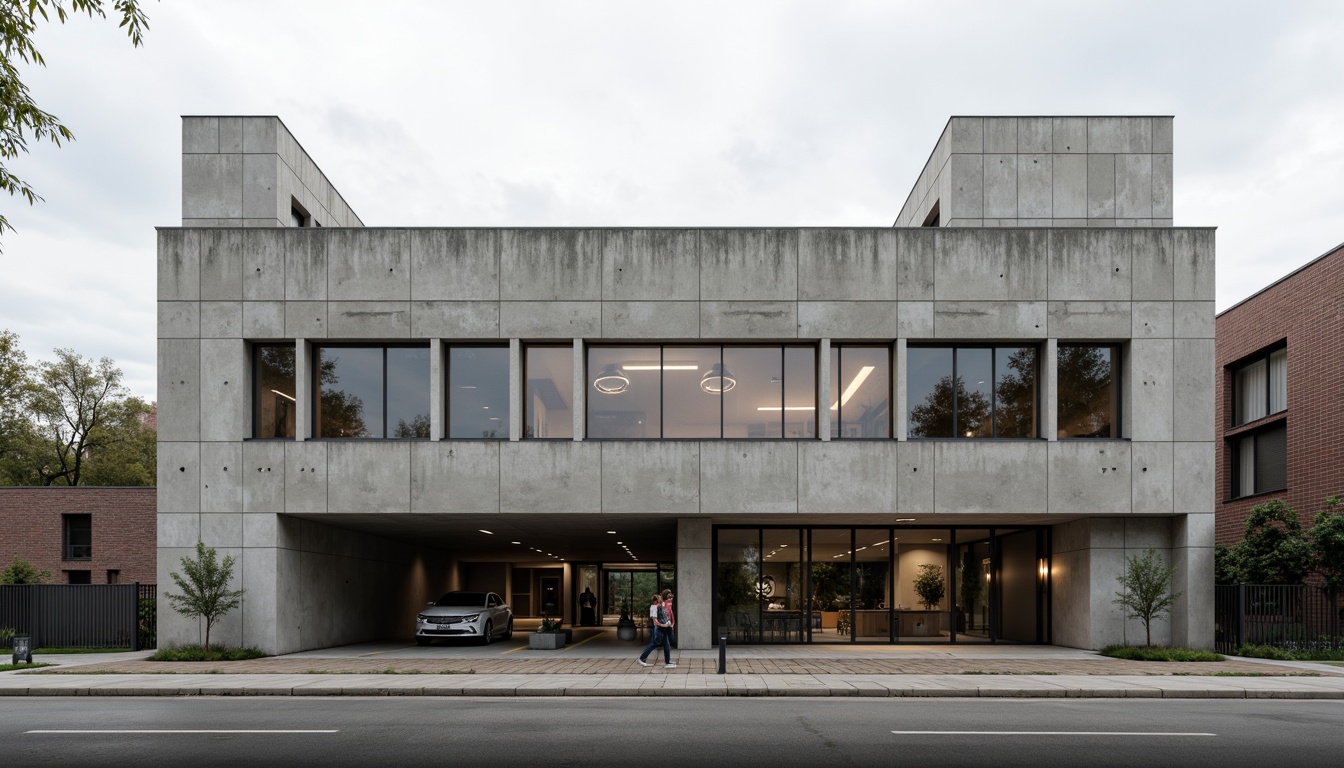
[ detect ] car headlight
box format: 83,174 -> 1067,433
459,613 -> 480,622
417,614 -> 430,622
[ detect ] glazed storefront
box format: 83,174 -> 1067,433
715,526 -> 1051,644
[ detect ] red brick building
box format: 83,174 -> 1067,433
0,487 -> 156,584
1216,241 -> 1344,543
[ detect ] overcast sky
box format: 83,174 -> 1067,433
1,0 -> 1340,401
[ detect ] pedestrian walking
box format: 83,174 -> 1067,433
637,594 -> 675,668
660,588 -> 676,648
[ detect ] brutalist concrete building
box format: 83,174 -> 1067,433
157,116 -> 1214,653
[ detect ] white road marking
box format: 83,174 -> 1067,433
892,731 -> 1216,737
27,730 -> 339,734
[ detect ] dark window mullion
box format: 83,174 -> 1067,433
951,349 -> 960,438
382,348 -> 389,439
990,348 -> 998,438
659,345 -> 665,439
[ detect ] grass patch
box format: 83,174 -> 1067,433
1233,644 -> 1344,662
148,645 -> 267,662
1099,645 -> 1224,662
0,662 -> 55,672
35,647 -> 133,654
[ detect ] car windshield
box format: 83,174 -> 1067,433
434,592 -> 487,608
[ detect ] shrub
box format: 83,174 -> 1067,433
1234,644 -> 1344,662
1099,645 -> 1223,662
148,645 -> 267,662
0,558 -> 50,585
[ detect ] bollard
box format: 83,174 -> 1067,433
718,635 -> 727,674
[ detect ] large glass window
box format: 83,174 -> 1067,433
1233,346 -> 1286,426
588,345 -> 816,439
907,346 -> 1037,438
63,514 -> 91,560
448,346 -> 509,439
525,346 -> 573,439
1057,345 -> 1118,438
828,345 -> 890,439
1234,423 -> 1287,498
315,345 -> 430,438
253,344 -> 296,438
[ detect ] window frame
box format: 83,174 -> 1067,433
311,342 -> 432,440
1056,342 -> 1122,440
829,343 -> 894,440
906,343 -> 1040,440
252,342 -> 297,440
1230,343 -> 1287,428
1230,421 -> 1287,499
523,344 -> 576,440
444,343 -> 511,441
63,514 -> 92,561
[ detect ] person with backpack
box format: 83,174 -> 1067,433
636,594 -> 675,668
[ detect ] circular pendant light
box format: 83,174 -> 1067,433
700,362 -> 736,394
593,363 -> 630,395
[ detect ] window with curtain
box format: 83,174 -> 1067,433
1234,423 -> 1287,498
1232,346 -> 1286,427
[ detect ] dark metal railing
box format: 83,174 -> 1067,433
0,583 -> 155,651
1214,583 -> 1344,653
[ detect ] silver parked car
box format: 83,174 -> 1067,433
415,591 -> 513,646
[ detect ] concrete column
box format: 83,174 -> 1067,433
295,339 -> 310,440
509,339 -> 521,441
429,340 -> 444,440
676,517 -> 713,649
818,339 -> 831,441
895,339 -> 908,440
1045,338 -> 1058,441
572,339 -> 585,440
1171,513 -> 1215,649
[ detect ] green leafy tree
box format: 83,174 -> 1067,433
0,557 -> 50,584
0,329 -> 35,482
1,0 -> 151,244
164,542 -> 245,648
1235,499 -> 1312,585
79,397 -> 156,485
909,375 -> 988,438
25,348 -> 140,486
913,563 -> 946,610
1310,496 -> 1344,598
1113,547 -> 1181,647
1213,542 -> 1239,585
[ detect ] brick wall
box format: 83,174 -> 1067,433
0,487 -> 156,584
1215,242 -> 1344,544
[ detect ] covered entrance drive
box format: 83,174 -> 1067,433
715,526 -> 1051,644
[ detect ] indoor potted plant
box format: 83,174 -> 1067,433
914,563 -> 946,610
529,616 -> 566,650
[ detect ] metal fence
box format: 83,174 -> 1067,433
0,583 -> 154,651
1214,584 -> 1344,653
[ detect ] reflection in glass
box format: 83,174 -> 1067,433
995,347 -> 1037,438
783,347 -> 817,439
318,347 -> 381,438
955,530 -> 992,641
907,348 -> 953,437
854,533 -> 891,638
760,529 -> 804,642
664,347 -> 721,438
588,347 -> 661,438
525,346 -> 573,439
957,348 -> 993,437
909,346 -> 1037,438
717,529 -> 761,643
830,346 -> 890,439
1057,345 -> 1114,438
723,347 -> 780,438
254,344 -> 295,438
809,529 -> 852,641
449,347 -> 508,439
387,348 -> 430,438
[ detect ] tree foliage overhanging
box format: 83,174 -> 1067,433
1217,496 -> 1344,591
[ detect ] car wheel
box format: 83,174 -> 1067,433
416,637 -> 430,646
503,619 -> 513,640
481,621 -> 493,646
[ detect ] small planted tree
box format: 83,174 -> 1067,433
1235,499 -> 1312,585
164,542 -> 244,648
1310,497 -> 1344,600
0,557 -> 50,584
913,563 -> 946,610
1114,548 -> 1182,647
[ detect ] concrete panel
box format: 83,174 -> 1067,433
797,230 -> 897,301
158,302 -> 200,339
1052,117 -> 1087,153
410,441 -> 501,514
183,117 -> 218,153
1088,117 -> 1151,153
1173,338 -> 1214,441
1048,229 -> 1131,301
200,230 -> 244,300
1124,516 -> 1172,550
241,229 -> 286,301
158,229 -> 201,301
201,442 -> 243,514
157,547 -> 200,646
499,442 -> 601,514
1018,154 -> 1052,218
411,301 -> 500,338
284,301 -> 327,339
240,547 -> 277,653
602,301 -> 699,339
326,301 -> 412,338
242,441 -> 286,514
201,513 -> 243,549
1089,546 -> 1127,647
284,441 -> 328,514
410,229 -> 499,301
158,339 -> 200,442
182,153 -> 243,219
699,442 -> 798,514
1018,117 -> 1052,153
1048,301 -> 1132,339
984,118 -> 1018,153
600,442 -> 700,515
1130,229 -> 1175,301
1115,154 -> 1153,219
1049,546 -> 1089,648
243,301 -> 286,338
948,154 -> 983,219
1153,117 -> 1174,153
157,442 -> 200,515
896,441 -> 934,514
983,154 -> 1017,219
1173,301 -> 1215,338
895,230 -> 935,300
1047,441 -> 1131,515
699,229 -> 798,301
200,301 -> 242,338
1052,154 -> 1087,218
158,514 -> 201,548
932,442 -> 1047,514
1171,543 -> 1214,648
328,229 -> 411,301
799,441 -> 899,514
1173,229 -> 1215,301
949,117 -> 983,153
798,302 -> 900,339
1086,154 -> 1116,219
241,116 -> 278,153
934,229 -> 1047,301
678,516 -> 713,550
241,153 -> 280,219
933,301 -> 1046,339
699,302 -> 797,339
602,229 -> 699,301
284,228 -> 327,301
499,229 -> 603,301
1152,154 -> 1173,218
200,338 -> 247,442
898,302 -> 934,338
219,117 -> 243,153
1131,301 -> 1173,339
499,301 -> 601,339
328,442 -> 412,513
675,544 -> 712,649
1129,339 -> 1174,442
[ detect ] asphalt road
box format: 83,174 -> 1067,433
3,697 -> 1342,768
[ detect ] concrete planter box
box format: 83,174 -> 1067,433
529,632 -> 566,650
